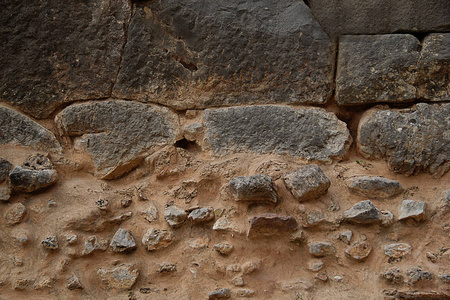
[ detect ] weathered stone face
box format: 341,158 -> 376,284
357,103 -> 450,177
56,100 -> 180,179
248,214 -> 298,237
224,174 -> 278,205
0,0 -> 131,118
345,176 -> 403,199
203,106 -> 351,161
97,264 -> 139,290
343,200 -> 381,224
113,0 -> 335,109
282,165 -> 331,202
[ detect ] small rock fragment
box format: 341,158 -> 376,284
42,235 -> 59,250
142,203 -> 158,223
237,289 -> 255,297
188,207 -> 215,224
333,276 -> 343,282
209,288 -> 231,299
66,274 -> 83,290
142,228 -> 173,251
224,174 -> 277,205
381,210 -> 395,226
110,228 -> 137,253
248,214 -> 298,237
290,230 -> 306,246
282,165 -> 331,202
0,158 -> 12,183
381,268 -> 403,284
213,242 -> 234,256
0,185 -> 11,201
97,264 -> 139,290
406,267 -> 433,285
83,236 -> 109,255
231,276 -> 245,286
164,206 -> 187,228
438,273 -> 450,283
213,216 -> 240,233
184,123 -> 204,142
338,230 -> 353,245
307,259 -> 324,272
309,242 -> 336,257
345,242 -> 372,261
121,198 -> 132,208
304,210 -> 327,228
316,273 -> 328,281
158,263 -> 177,274
384,243 -> 412,260
66,235 -> 78,245
398,200 -> 426,221
95,198 -> 109,211
242,261 -> 260,275
5,203 -> 26,225
343,200 -> 381,224
345,176 -> 403,199
426,252 -> 438,263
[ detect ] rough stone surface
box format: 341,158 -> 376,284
184,123 -> 204,142
5,203 -> 26,225
213,242 -> 234,256
398,200 -> 426,221
357,103 -> 450,177
56,100 -> 180,179
282,165 -> 331,202
109,228 -> 137,253
345,176 -> 403,199
381,267 -> 403,284
66,275 -> 83,290
224,174 -> 277,205
0,185 -> 11,201
406,267 -> 433,285
380,210 -> 395,226
336,34 -> 420,105
417,33 -> 450,101
384,243 -> 412,260
0,108 -> 61,152
83,236 -> 109,255
248,214 -> 298,237
42,236 -> 59,250
343,200 -> 382,224
97,264 -> 139,290
204,106 -> 351,161
308,0 -> 450,38
208,288 -> 231,300
188,207 -> 215,224
113,0 -> 334,109
0,0 -> 131,118
309,242 -> 336,257
345,242 -> 372,261
141,228 -> 174,252
164,206 -> 187,228
394,291 -> 450,299
9,154 -> 58,193
338,230 -> 353,245
307,259 -> 324,272
0,158 -> 12,183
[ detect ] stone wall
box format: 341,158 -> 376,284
0,1 -> 449,299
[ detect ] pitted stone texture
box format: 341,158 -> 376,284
345,242 -> 372,261
417,33 -> 450,101
56,100 -> 180,179
4,203 -> 26,225
345,176 -> 403,199
337,34 -> 420,105
208,288 -> 231,300
204,106 -> 351,161
113,0 -> 334,109
0,107 -> 61,152
384,243 -> 412,259
109,228 -> 137,253
142,228 -> 174,252
406,267 -> 433,285
248,214 -> 298,237
0,0 -> 131,118
9,154 -> 58,193
343,200 -> 381,224
224,174 -> 277,205
307,0 -> 450,38
357,103 -> 450,177
97,264 -> 139,290
282,165 -> 331,202
398,200 -> 426,221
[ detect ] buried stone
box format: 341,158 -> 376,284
248,214 -> 298,237
142,228 -> 174,251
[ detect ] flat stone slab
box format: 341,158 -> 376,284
113,0 -> 334,109
282,165 -> 331,202
0,107 -> 61,152
398,200 -> 426,221
357,103 -> 450,177
0,0 -> 131,118
56,100 -> 180,179
248,214 -> 298,237
336,34 -> 420,105
203,106 -> 351,161
345,176 -> 403,199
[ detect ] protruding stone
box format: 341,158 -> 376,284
66,235 -> 78,245
142,228 -> 174,251
381,210 -> 395,226
357,103 -> 450,177
343,200 -> 381,224
158,263 -> 177,274
406,267 -> 433,285
224,174 -> 277,205
184,123 -> 204,142
337,34 -> 419,105
438,273 -> 450,283
384,243 -> 412,260
110,229 -> 137,253
66,274 -> 83,290
307,259 -> 324,272
213,242 -> 234,256
164,206 -> 187,228
83,236 -> 109,255
95,198 -> 109,211
248,214 -> 298,237
237,289 -> 255,297
309,242 -> 336,257
56,100 -> 180,179
398,200 -> 426,221
381,268 -> 403,284
142,203 -> 158,223
282,165 -> 331,202
242,261 -> 260,275
338,230 -> 353,245
188,207 -> 215,224
230,276 -> 244,287
290,230 -> 306,246
345,176 -> 403,199
213,217 -> 240,233
0,108 -> 61,151
42,235 -> 58,250
0,185 -> 11,201
97,264 -> 139,290
204,106 -> 351,161
9,154 -> 58,193
345,242 -> 372,261
0,158 -> 12,183
209,288 -> 231,299
5,203 -> 26,225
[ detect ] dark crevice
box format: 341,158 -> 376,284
174,138 -> 200,151
393,31 -> 429,44
170,54 -> 198,72
303,0 -> 311,8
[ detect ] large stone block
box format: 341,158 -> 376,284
203,106 -> 351,161
0,0 -> 131,118
113,0 -> 335,109
56,100 -> 180,179
357,103 -> 450,177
